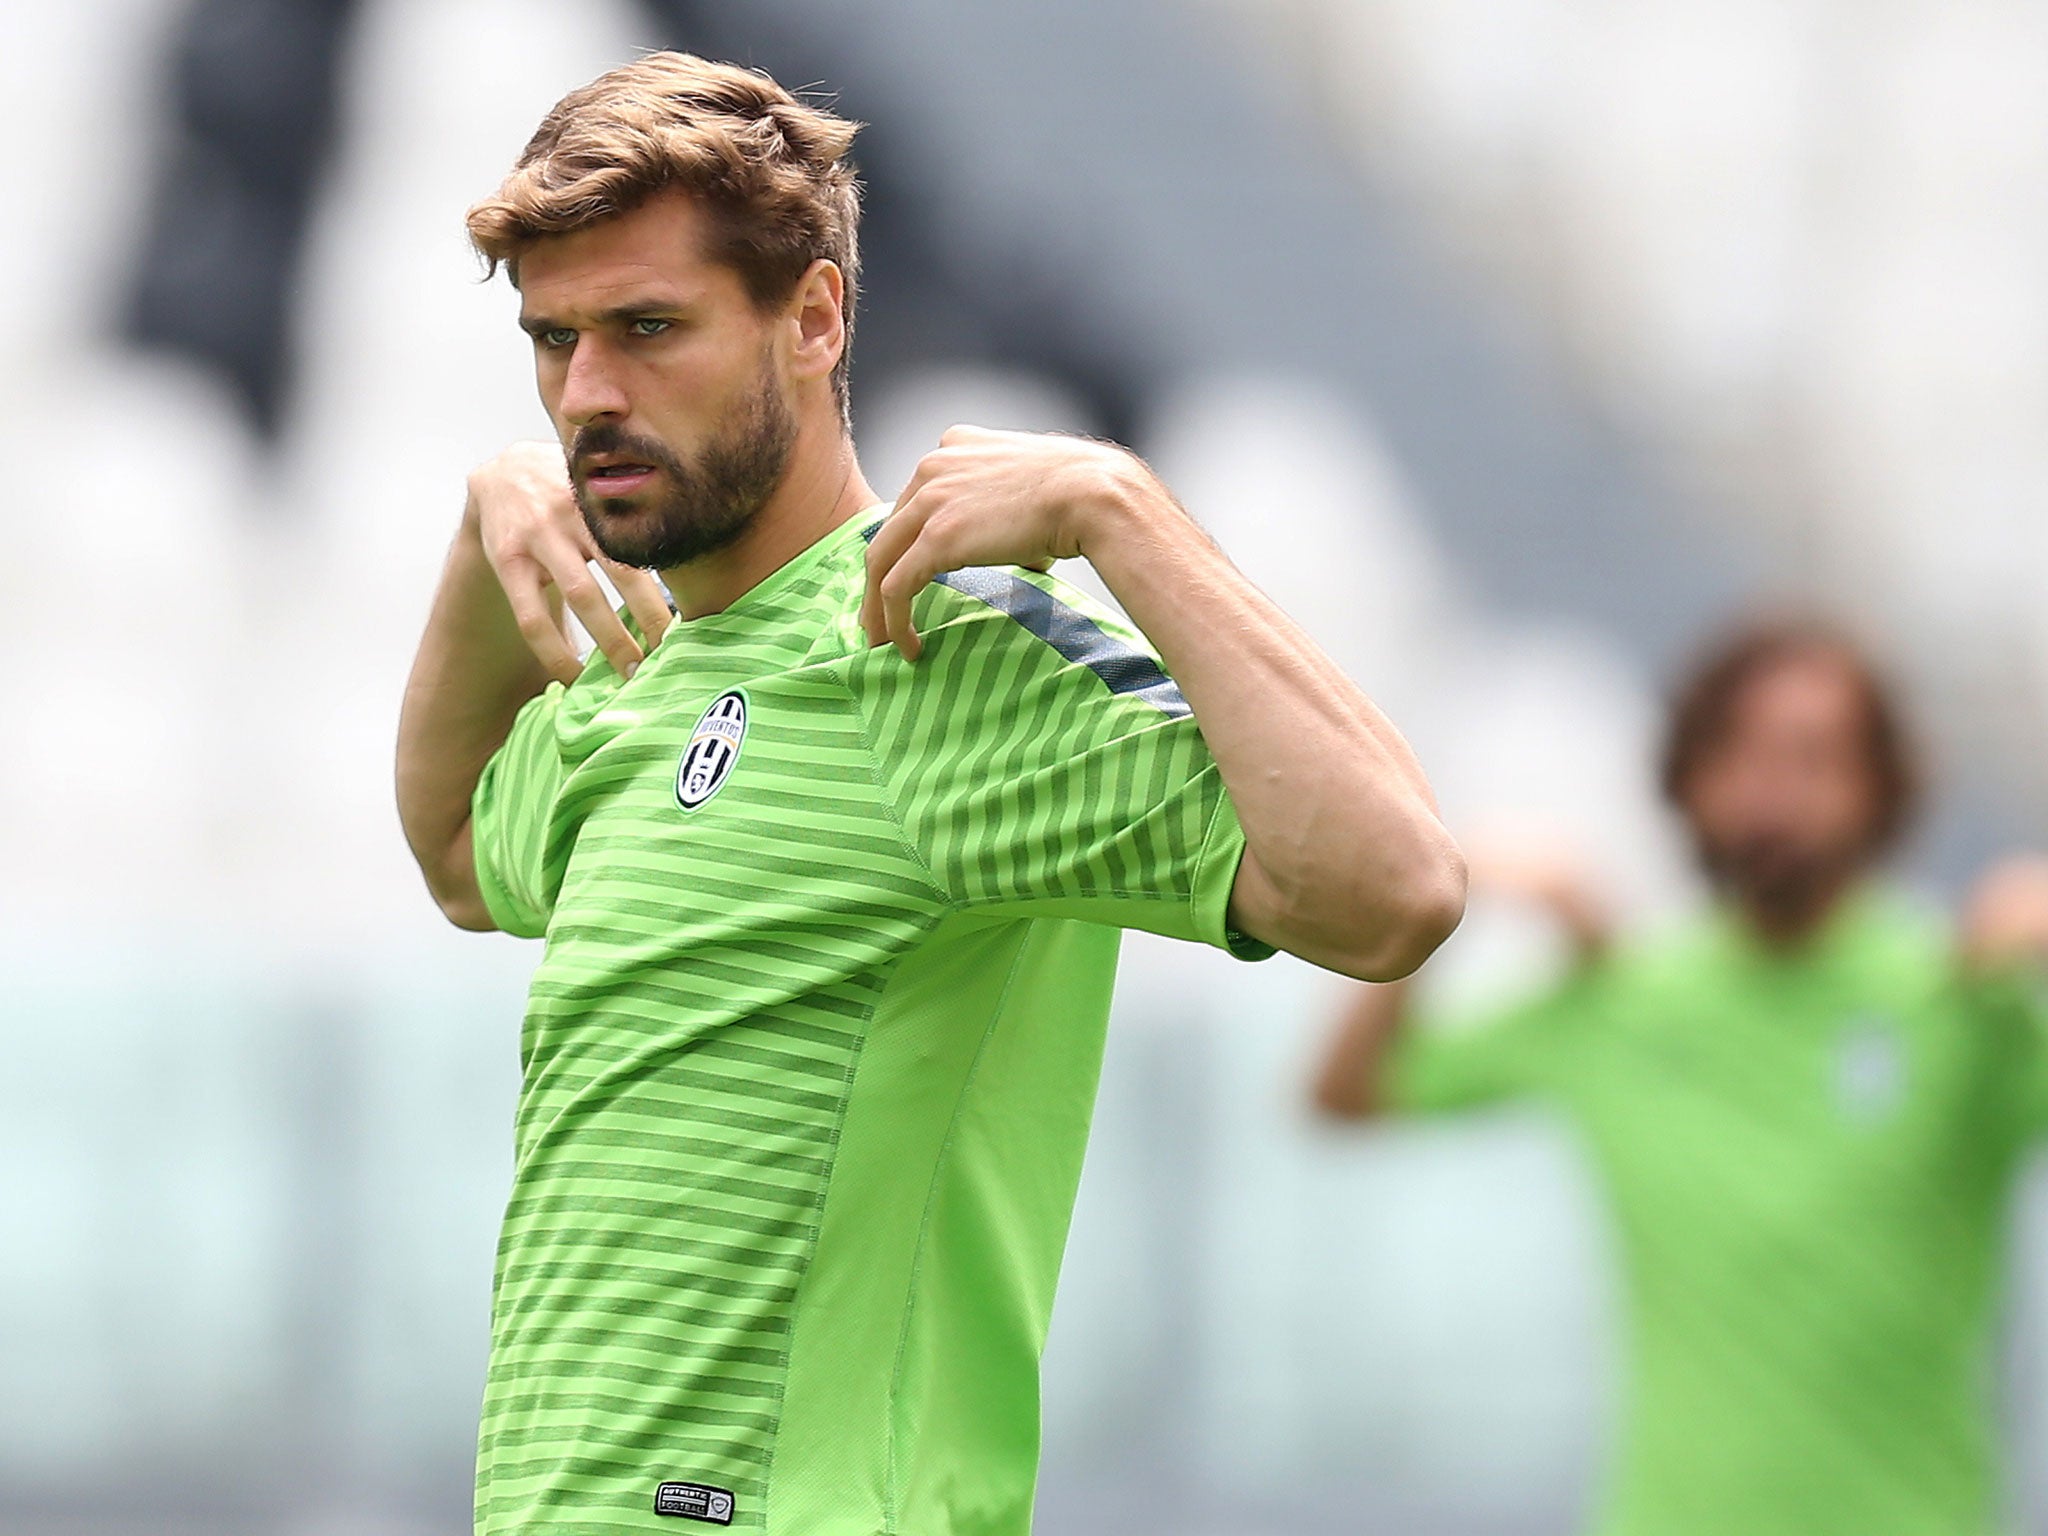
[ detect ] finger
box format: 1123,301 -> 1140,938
876,514 -> 964,663
602,559 -> 674,647
861,498 -> 933,649
499,558 -> 584,686
542,535 -> 644,679
876,558 -> 924,663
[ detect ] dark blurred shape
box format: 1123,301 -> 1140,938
637,0 -> 1149,443
123,0 -> 360,439
118,0 -> 1147,448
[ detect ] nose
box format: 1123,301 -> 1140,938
557,338 -> 629,427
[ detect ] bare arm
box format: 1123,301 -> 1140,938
396,508 -> 550,930
862,426 -> 1465,981
1311,979 -> 1416,1119
1078,481 -> 1463,979
396,443 -> 672,929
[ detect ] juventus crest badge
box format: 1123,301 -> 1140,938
676,689 -> 748,811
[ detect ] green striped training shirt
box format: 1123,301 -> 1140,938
468,506 -> 1268,1535
1388,891 -> 2048,1536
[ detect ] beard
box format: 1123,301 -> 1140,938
1696,827 -> 1862,932
568,360 -> 797,570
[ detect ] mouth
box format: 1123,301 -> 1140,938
579,457 -> 660,496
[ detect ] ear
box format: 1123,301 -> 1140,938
786,258 -> 845,387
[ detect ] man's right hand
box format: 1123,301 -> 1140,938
1468,836 -> 1614,965
467,440 -> 674,685
1311,834 -> 1607,1122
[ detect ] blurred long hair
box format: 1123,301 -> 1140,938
1659,617 -> 1921,860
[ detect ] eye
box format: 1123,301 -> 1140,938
627,317 -> 672,338
538,327 -> 576,350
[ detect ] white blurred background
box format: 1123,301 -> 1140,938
4,1 -> 2048,1532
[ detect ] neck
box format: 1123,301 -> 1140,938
1735,873 -> 1856,952
659,416 -> 878,620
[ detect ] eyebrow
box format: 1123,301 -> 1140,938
517,301 -> 688,338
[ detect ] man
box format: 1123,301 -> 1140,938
1314,619 -> 2048,1536
395,53 -> 1463,1536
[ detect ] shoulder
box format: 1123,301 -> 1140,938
1594,917 -> 1727,1013
545,657 -> 630,737
944,566 -> 1180,693
1843,885 -> 1953,992
845,560 -> 1191,719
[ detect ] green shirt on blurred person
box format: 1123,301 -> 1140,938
1389,889 -> 2048,1536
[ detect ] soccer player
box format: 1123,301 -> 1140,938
1313,619 -> 2048,1536
394,53 -> 1464,1536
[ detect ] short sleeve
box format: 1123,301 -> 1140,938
470,683 -> 569,940
850,567 -> 1272,959
1385,971 -> 1601,1114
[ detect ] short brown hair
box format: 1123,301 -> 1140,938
1660,617 -> 1921,857
467,52 -> 863,413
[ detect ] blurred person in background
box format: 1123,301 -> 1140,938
1314,617 -> 2048,1536
396,52 -> 1463,1536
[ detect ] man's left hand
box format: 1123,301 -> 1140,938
1961,855 -> 2048,973
860,425 -> 1142,660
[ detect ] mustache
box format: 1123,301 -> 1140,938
568,425 -> 681,476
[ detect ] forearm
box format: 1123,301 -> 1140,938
1312,979 -> 1414,1119
1082,478 -> 1463,980
396,510 -> 555,927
